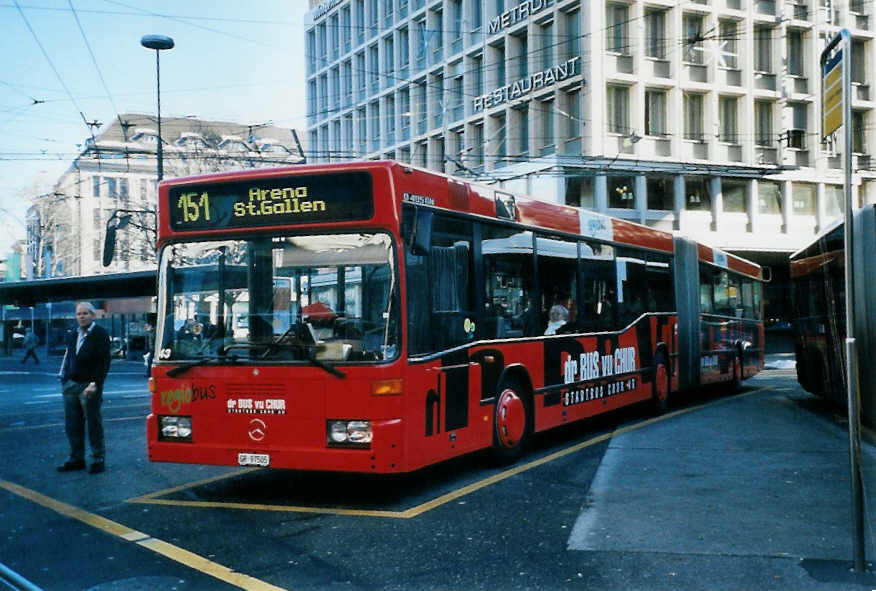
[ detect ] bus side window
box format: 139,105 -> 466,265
700,266 -> 715,314
615,248 -> 648,327
482,227 -> 535,339
580,241 -> 616,331
646,252 -> 674,312
536,234 -> 578,335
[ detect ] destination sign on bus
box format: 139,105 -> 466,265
168,171 -> 374,230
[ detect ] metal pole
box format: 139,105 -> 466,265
155,49 -> 163,182
833,28 -> 867,574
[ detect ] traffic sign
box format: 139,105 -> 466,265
823,49 -> 843,138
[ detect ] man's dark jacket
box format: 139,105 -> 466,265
61,324 -> 111,390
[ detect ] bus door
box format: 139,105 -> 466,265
404,208 -> 484,464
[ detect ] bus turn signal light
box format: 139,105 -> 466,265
371,379 -> 403,396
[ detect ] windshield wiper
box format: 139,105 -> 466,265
166,354 -> 240,378
304,351 -> 346,378
218,340 -> 346,378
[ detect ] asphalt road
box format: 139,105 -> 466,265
0,356 -> 874,591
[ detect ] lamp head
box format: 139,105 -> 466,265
141,34 -> 174,51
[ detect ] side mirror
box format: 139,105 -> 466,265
102,213 -> 131,267
408,209 -> 433,256
102,225 -> 117,267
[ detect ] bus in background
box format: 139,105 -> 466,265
790,204 -> 876,428
148,161 -> 763,473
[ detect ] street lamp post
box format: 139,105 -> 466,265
140,34 -> 174,181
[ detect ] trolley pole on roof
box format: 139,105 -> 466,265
821,29 -> 866,574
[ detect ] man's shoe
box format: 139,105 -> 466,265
88,461 -> 105,474
57,460 -> 86,472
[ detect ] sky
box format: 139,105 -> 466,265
0,0 -> 310,255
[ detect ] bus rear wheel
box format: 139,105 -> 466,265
653,353 -> 671,412
491,379 -> 530,464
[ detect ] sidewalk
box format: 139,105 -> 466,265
0,350 -> 146,375
567,370 -> 876,589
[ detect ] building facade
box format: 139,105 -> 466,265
27,115 -> 305,279
305,0 -> 876,323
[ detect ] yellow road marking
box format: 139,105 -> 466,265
129,387 -> 768,519
0,480 -> 287,591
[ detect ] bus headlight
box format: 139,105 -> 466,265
326,420 -> 372,447
159,415 -> 192,441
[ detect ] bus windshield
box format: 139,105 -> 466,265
157,232 -> 399,364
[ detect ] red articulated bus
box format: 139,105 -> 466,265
147,161 -> 764,472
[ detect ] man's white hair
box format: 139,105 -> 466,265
76,301 -> 97,315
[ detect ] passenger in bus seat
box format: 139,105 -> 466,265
545,304 -> 570,335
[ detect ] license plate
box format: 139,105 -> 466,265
238,453 -> 270,467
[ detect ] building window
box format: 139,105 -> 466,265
755,100 -> 773,146
608,176 -> 636,209
684,93 -> 704,141
758,180 -> 782,214
685,176 -> 711,211
471,122 -> 484,168
92,208 -> 101,230
540,20 -> 554,69
788,29 -> 804,76
719,20 -> 738,68
513,32 -> 528,78
539,98 -> 555,156
356,52 -> 366,99
370,101 -> 380,151
493,113 -> 507,164
415,18 -> 427,71
357,108 -> 367,154
120,178 -> 129,201
307,30 -> 316,74
564,9 -> 580,60
514,104 -> 529,156
368,44 -> 379,94
789,102 -> 807,149
719,96 -> 738,143
645,89 -> 666,137
93,239 -> 101,262
645,9 -> 666,59
852,39 -> 867,84
450,0 -> 462,54
399,27 -> 409,78
107,177 -> 118,199
683,14 -> 705,64
606,3 -> 629,54
853,110 -> 867,153
472,53 -> 483,98
607,85 -> 630,134
722,179 -> 747,213
792,183 -> 816,215
383,36 -> 394,87
754,26 -> 772,73
647,176 -> 673,210
92,176 -> 101,198
563,88 -> 582,154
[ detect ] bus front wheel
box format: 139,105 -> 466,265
491,379 -> 530,464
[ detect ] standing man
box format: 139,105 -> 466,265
21,329 -> 39,365
57,302 -> 111,474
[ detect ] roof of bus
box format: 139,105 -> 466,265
159,160 -> 762,279
789,203 -> 876,261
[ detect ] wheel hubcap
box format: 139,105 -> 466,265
496,389 -> 525,448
